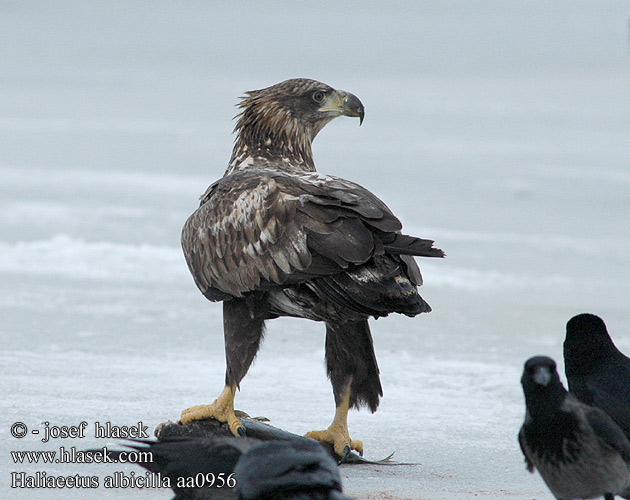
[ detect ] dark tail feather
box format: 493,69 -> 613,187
313,271 -> 430,318
383,234 -> 445,258
311,253 -> 432,318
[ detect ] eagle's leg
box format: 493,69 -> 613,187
180,295 -> 267,437
305,320 -> 382,458
180,383 -> 243,435
305,378 -> 363,458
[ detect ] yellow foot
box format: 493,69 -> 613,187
305,424 -> 363,459
180,385 -> 245,437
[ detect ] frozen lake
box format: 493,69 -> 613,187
1,1 -> 629,498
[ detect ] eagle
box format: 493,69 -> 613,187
180,78 -> 444,459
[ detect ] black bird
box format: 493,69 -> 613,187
180,78 -> 444,457
106,436 -> 252,500
234,439 -> 351,500
564,313 -> 630,439
518,356 -> 630,500
106,436 -> 351,500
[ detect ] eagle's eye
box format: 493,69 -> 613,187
312,90 -> 325,103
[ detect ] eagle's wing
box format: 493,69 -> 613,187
182,169 -> 440,301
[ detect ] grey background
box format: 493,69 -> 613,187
1,1 -> 629,498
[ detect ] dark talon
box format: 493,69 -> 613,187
338,445 -> 351,464
237,426 -> 246,437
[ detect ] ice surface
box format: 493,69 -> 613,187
1,1 -> 630,498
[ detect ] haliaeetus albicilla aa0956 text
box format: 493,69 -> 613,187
180,78 -> 445,459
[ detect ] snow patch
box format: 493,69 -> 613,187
0,235 -> 186,283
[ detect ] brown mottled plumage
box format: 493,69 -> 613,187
180,78 -> 444,458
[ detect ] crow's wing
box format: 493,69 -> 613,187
517,426 -> 535,473
571,361 -> 630,438
234,439 -> 343,500
584,406 -> 630,463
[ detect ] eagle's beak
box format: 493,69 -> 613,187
319,91 -> 365,125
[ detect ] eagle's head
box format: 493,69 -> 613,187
229,78 -> 364,173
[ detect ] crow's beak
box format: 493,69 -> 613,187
533,366 -> 552,386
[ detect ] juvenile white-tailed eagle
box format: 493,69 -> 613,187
180,78 -> 444,458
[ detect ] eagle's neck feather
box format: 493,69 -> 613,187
225,98 -> 317,176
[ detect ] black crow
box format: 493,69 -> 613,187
105,436 -> 253,499
564,313 -> 630,438
105,436 -> 351,500
234,439 -> 352,500
518,355 -> 630,500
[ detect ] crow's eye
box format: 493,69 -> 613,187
312,91 -> 325,103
